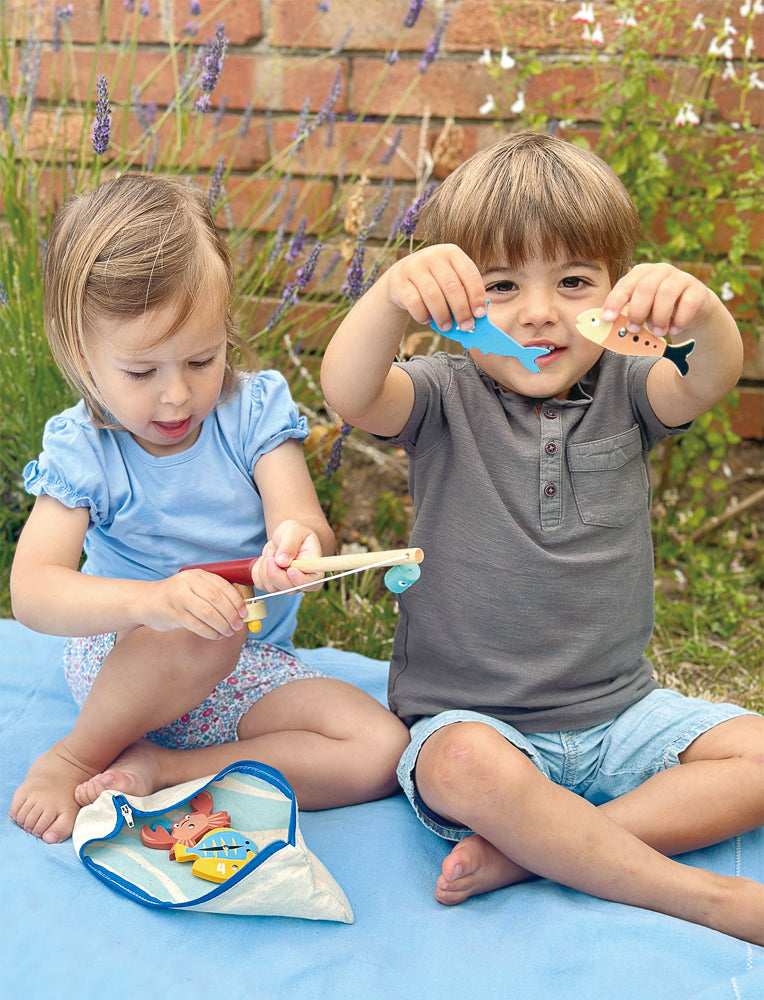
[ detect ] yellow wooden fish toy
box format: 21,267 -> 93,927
576,308 -> 695,376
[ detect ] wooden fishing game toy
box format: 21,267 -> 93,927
576,308 -> 695,375
181,547 -> 424,632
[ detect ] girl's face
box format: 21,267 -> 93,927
469,254 -> 612,399
82,294 -> 228,456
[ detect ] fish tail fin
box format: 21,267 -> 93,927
664,339 -> 695,377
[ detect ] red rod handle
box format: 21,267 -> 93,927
180,558 -> 258,585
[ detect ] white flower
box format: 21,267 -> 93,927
709,36 -> 735,59
674,103 -> 700,126
500,46 -> 516,69
477,48 -> 492,65
615,12 -> 638,27
572,2 -> 595,23
744,35 -> 755,58
591,22 -> 605,44
723,16 -> 739,35
749,70 -> 764,89
511,91 -> 525,114
720,281 -> 735,301
581,22 -> 591,41
722,62 -> 737,80
692,13 -> 706,30
479,93 -> 496,115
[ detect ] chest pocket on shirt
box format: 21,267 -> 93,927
567,425 -> 648,528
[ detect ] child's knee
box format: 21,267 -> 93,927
416,721 -> 529,800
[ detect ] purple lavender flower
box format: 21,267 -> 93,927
139,1 -> 150,15
190,0 -> 201,14
0,281 -> 9,308
292,95 -> 313,151
317,1 -> 330,9
91,75 -> 111,155
124,0 -> 136,11
386,50 -> 399,65
419,12 -> 449,73
324,422 -> 352,479
315,67 -> 343,128
330,25 -> 353,55
53,5 -> 74,51
342,234 -> 367,302
397,183 -> 436,237
404,0 -> 425,28
238,100 -> 253,138
381,127 -> 402,164
207,157 -> 225,210
19,31 -> 41,124
295,241 -> 323,288
195,22 -> 228,112
285,218 -> 308,263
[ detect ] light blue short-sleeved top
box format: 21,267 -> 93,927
23,371 -> 308,649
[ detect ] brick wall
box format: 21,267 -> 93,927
6,0 -> 763,436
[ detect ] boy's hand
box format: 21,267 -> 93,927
384,244 -> 487,333
145,571 -> 248,639
601,263 -> 715,340
251,520 -> 325,594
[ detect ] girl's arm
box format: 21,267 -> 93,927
601,263 -> 744,427
321,244 -> 487,437
250,438 -> 336,592
10,494 -> 248,639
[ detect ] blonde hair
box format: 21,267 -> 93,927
418,131 -> 640,283
43,173 -> 245,427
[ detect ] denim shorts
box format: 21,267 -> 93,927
396,689 -> 752,841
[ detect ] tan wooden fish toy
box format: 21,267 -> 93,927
576,308 -> 695,376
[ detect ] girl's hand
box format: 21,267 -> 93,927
143,570 -> 248,640
251,520 -> 326,594
383,244 -> 487,334
601,263 -> 715,340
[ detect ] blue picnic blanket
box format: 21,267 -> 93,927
2,618 -> 763,999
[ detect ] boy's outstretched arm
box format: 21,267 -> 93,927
321,244 -> 487,437
601,263 -> 744,427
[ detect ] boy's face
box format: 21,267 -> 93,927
469,255 -> 611,399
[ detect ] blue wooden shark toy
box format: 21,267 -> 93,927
430,302 -> 549,372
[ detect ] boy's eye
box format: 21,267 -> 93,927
485,280 -> 515,293
560,276 -> 588,289
124,369 -> 154,380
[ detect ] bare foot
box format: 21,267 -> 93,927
9,740 -> 100,844
75,738 -> 166,806
435,834 -> 534,905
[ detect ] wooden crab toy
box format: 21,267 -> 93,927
182,547 -> 424,633
139,789 -> 258,884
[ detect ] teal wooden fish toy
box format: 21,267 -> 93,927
431,302 -> 549,372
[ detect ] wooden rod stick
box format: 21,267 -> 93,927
290,547 -> 423,573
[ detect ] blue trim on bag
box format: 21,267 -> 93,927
78,759 -> 299,909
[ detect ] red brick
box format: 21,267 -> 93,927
105,0 -> 262,47
269,0 -> 437,52
728,386 -> 764,440
351,55 -> 501,120
220,176 -> 336,232
250,56 -> 348,114
447,1 -> 590,52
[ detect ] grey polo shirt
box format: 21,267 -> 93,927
381,351 -> 687,733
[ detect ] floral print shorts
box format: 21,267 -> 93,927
63,632 -> 325,750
